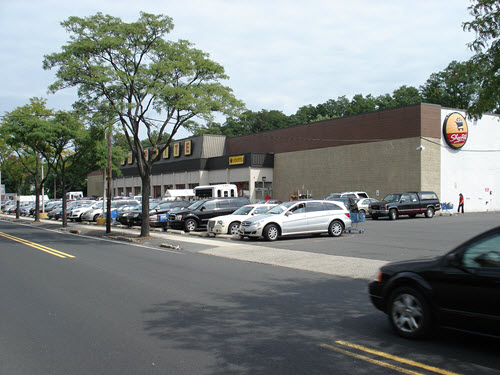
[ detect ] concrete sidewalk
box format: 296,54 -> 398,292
0,214 -> 386,280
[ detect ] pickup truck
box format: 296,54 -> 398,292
369,191 -> 440,220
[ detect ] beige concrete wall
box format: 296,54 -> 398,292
419,137 -> 441,195
274,137 -> 440,201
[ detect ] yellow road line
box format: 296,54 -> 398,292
335,340 -> 462,375
0,232 -> 75,259
320,344 -> 425,375
320,340 -> 462,375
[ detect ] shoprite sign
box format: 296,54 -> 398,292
443,112 -> 468,149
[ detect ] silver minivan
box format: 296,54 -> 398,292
239,200 -> 352,241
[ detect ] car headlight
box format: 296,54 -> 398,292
217,220 -> 223,225
175,214 -> 183,221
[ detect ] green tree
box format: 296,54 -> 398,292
37,111 -> 107,228
391,85 -> 422,107
420,60 -> 480,110
1,98 -> 53,221
462,0 -> 500,117
0,139 -> 35,218
43,12 -> 243,237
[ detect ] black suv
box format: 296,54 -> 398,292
168,197 -> 251,232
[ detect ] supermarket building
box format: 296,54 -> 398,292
87,103 -> 499,212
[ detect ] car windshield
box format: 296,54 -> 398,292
232,206 -> 254,215
326,193 -> 342,199
267,201 -> 296,214
384,194 -> 401,202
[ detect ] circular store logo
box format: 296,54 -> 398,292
443,112 -> 468,149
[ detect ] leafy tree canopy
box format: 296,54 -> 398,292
462,0 -> 500,117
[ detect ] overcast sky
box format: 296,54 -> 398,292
0,0 -> 475,138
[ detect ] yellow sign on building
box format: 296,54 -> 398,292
229,155 -> 244,165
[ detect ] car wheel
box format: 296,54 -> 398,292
425,207 -> 434,218
93,214 -> 100,222
359,209 -> 366,215
228,221 -> 241,235
184,218 -> 197,232
389,209 -> 398,220
263,224 -> 279,241
388,286 -> 431,339
328,220 -> 344,237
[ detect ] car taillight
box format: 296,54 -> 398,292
345,213 -> 350,218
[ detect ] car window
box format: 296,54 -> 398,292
324,202 -> 343,211
202,201 -> 216,210
401,194 -> 411,202
218,200 -> 233,208
305,202 -> 324,212
290,203 -> 306,213
462,232 -> 500,269
358,193 -> 368,198
409,193 -> 418,202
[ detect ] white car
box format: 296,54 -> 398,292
207,204 -> 277,236
69,202 -> 101,221
355,198 -> 379,215
239,200 -> 352,241
81,199 -> 139,222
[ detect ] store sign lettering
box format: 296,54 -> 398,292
443,112 -> 468,149
229,155 -> 244,165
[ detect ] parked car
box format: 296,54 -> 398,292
69,201 -> 101,222
116,204 -> 142,226
149,200 -> 190,228
325,196 -> 358,213
168,197 -> 251,232
327,191 -> 369,199
355,198 -> 379,215
369,191 -> 440,220
369,226 -> 500,339
82,199 -> 139,222
239,200 -> 352,241
257,200 -> 283,205
207,203 -> 277,236
120,202 -> 160,227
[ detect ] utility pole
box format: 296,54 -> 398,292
106,123 -> 113,234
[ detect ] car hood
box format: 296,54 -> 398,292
242,213 -> 278,224
371,200 -> 392,206
210,214 -> 248,222
381,257 -> 442,274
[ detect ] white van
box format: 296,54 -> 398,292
194,184 -> 238,199
66,191 -> 84,200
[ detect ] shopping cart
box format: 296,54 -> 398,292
347,212 -> 365,233
440,202 -> 454,216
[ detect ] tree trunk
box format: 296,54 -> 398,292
61,174 -> 68,228
34,169 -> 40,222
140,172 -> 151,237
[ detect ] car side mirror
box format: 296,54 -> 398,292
200,206 -> 205,211
285,211 -> 293,216
445,252 -> 461,267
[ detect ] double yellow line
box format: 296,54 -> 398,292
320,340 -> 461,375
0,232 -> 75,259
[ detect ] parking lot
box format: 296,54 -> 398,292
2,211 -> 499,281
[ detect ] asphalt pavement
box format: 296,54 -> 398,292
2,211 -> 499,281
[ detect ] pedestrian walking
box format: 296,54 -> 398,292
458,193 -> 464,214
